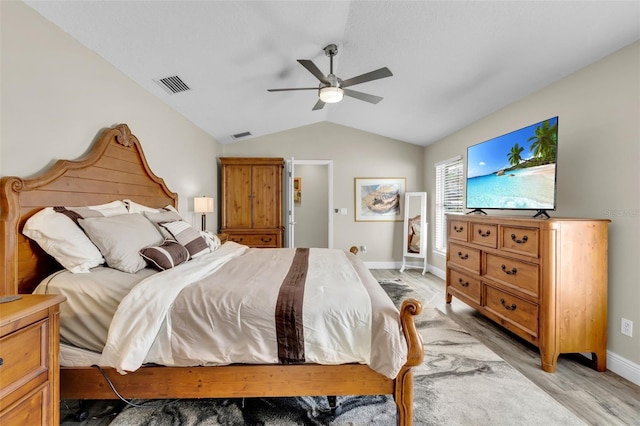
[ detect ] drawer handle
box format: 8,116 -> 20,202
453,225 -> 464,233
457,251 -> 469,260
477,229 -> 491,237
458,278 -> 469,287
501,264 -> 518,275
261,237 -> 272,243
500,298 -> 517,311
0,357 -> 3,366
511,234 -> 528,244
232,237 -> 243,242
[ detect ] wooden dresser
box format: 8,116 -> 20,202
0,294 -> 66,425
220,157 -> 284,248
445,214 -> 609,372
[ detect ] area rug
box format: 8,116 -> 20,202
61,278 -> 585,425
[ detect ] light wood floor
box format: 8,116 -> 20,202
371,269 -> 640,426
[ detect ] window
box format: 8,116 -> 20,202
434,156 -> 464,253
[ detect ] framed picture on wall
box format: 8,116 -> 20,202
354,177 -> 405,221
293,177 -> 301,203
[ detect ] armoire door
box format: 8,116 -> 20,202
222,164 -> 252,229
252,164 -> 282,229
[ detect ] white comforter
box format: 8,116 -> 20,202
38,242 -> 408,379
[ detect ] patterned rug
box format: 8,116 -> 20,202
61,278 -> 585,425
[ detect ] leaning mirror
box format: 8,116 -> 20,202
400,192 -> 427,275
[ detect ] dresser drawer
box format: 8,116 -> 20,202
500,226 -> 539,257
0,383 -> 47,425
448,269 -> 481,305
470,223 -> 498,248
0,320 -> 48,401
227,232 -> 280,248
484,253 -> 539,298
448,243 -> 481,274
484,285 -> 538,337
448,219 -> 469,242
0,295 -> 64,425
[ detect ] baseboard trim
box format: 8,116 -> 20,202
428,265 -> 446,280
607,350 -> 640,386
364,262 -> 445,280
365,262 -> 447,280
365,261 -> 401,269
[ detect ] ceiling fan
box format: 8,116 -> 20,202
267,44 -> 393,111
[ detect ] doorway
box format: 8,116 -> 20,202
285,159 -> 333,248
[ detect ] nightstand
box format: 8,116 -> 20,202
0,294 -> 66,425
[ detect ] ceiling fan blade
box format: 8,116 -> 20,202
297,59 -> 330,84
267,87 -> 318,92
341,67 -> 393,88
312,99 -> 326,111
343,89 -> 383,104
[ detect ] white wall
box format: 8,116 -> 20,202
222,122 -> 425,263
424,41 -> 640,369
0,1 -> 222,230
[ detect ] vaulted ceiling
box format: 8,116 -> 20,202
24,1 -> 640,146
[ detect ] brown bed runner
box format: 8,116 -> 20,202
275,248 -> 310,364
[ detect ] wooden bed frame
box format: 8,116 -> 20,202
0,124 -> 424,425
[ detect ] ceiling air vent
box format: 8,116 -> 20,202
154,75 -> 191,94
231,131 -> 252,140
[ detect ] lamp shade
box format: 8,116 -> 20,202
194,196 -> 214,213
319,86 -> 344,103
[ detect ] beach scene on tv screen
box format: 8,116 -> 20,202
466,117 -> 558,210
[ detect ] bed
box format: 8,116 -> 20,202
0,123 -> 424,425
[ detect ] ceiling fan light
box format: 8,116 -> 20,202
319,86 -> 344,103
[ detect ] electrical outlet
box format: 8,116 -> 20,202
621,318 -> 633,337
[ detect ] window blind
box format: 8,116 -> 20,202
435,156 -> 464,252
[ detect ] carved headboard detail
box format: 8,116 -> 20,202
0,124 -> 178,295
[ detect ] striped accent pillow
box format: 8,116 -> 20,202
143,209 -> 183,238
160,220 -> 210,259
140,240 -> 190,270
54,200 -> 128,225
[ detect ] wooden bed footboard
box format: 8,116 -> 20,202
61,299 -> 424,425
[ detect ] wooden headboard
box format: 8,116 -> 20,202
0,124 -> 178,295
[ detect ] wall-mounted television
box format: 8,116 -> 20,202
466,116 -> 558,218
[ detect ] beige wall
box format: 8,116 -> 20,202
0,1 -> 222,230
424,41 -> 640,366
293,164 -> 329,248
222,122 -> 425,263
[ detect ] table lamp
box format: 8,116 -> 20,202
194,196 -> 214,231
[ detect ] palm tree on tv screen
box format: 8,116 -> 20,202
507,143 -> 525,166
528,119 -> 558,163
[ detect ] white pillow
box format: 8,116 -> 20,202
22,201 -> 128,273
79,213 -> 164,273
124,199 -> 179,215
